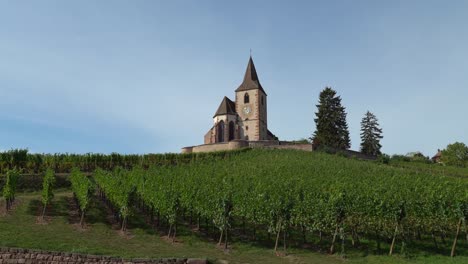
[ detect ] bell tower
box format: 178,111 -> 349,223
235,56 -> 268,141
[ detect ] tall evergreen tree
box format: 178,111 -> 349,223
312,87 -> 351,150
360,111 -> 383,156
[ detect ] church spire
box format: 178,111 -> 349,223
235,56 -> 266,94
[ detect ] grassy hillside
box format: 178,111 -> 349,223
1,149 -> 467,263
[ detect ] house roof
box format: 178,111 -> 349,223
235,56 -> 266,95
432,149 -> 442,160
213,96 -> 237,117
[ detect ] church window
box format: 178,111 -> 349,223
228,121 -> 235,141
246,126 -> 249,131
261,96 -> 264,105
217,121 -> 225,143
244,93 -> 249,103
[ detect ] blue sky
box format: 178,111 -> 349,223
1,0 -> 467,155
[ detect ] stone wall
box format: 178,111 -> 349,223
0,247 -> 206,264
182,140 -> 314,153
184,140 -> 250,153
264,144 -> 313,152
248,140 -> 280,148
191,142 -> 229,153
183,140 -> 375,159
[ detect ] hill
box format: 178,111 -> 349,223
1,149 -> 467,263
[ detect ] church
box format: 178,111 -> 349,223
182,56 -> 313,153
204,56 -> 277,144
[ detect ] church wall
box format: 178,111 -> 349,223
213,114 -> 238,142
204,128 -> 214,144
213,114 -> 237,124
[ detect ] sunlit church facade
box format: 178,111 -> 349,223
204,57 -> 276,144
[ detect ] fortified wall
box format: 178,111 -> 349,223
181,140 -> 376,160
0,247 -> 206,264
181,140 -> 313,153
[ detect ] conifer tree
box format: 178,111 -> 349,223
312,87 -> 351,150
360,111 -> 383,156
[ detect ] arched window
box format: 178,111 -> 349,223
261,96 -> 264,105
217,121 -> 225,142
228,121 -> 235,141
244,93 -> 249,103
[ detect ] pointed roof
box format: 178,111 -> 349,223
235,56 -> 266,94
213,96 -> 237,117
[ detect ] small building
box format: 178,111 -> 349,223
432,149 -> 442,163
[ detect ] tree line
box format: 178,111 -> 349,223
311,87 -> 468,167
311,87 -> 383,156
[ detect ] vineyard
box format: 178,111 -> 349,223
1,149 -> 467,261
0,149 -> 249,174
75,150 -> 467,256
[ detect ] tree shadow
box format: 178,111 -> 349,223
26,196 -> 69,217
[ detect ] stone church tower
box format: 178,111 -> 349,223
235,57 -> 268,141
204,57 -> 276,144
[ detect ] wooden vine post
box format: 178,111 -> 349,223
451,218 -> 462,257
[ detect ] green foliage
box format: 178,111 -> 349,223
41,168 -> 56,208
377,154 -> 390,164
411,154 -> 431,164
0,148 -> 251,174
103,149 -> 467,253
360,111 -> 383,156
391,155 -> 411,162
94,167 -> 135,230
441,142 -> 468,167
312,87 -> 350,150
9,192 -> 465,263
70,168 -> 93,212
2,168 -> 20,210
0,149 -> 28,169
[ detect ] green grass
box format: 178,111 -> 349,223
1,191 -> 466,264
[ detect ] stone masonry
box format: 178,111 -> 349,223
0,248 -> 206,264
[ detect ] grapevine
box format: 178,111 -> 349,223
41,168 -> 56,219
70,167 -> 94,227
